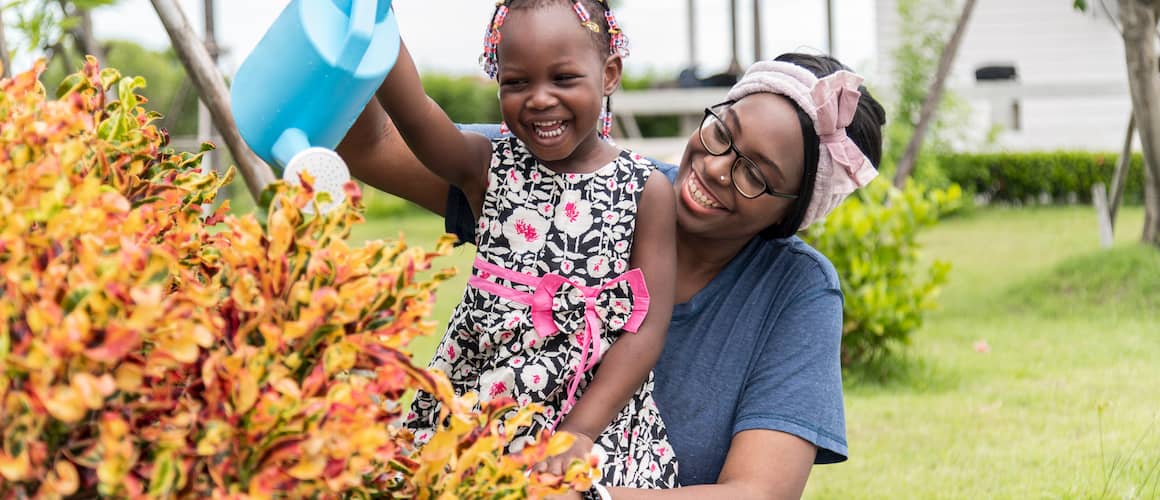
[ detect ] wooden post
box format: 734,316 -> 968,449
150,0 -> 274,202
826,0 -> 836,57
197,0 -> 220,176
1094,183 -> 1115,248
753,0 -> 762,62
892,0 -> 978,188
0,6 -> 11,77
686,0 -> 697,71
1109,114 -> 1135,229
728,0 -> 740,74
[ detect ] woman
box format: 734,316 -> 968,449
337,52 -> 886,499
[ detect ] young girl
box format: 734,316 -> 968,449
379,0 -> 679,488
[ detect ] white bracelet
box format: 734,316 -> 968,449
593,483 -> 612,500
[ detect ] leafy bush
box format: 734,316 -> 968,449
0,59 -> 593,498
422,74 -> 501,124
806,180 -> 962,366
939,151 -> 1146,205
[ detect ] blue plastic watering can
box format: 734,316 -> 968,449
231,0 -> 400,212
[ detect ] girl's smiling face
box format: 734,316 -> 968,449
495,5 -> 621,172
674,93 -> 807,243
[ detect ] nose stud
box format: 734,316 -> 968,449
719,175 -> 727,183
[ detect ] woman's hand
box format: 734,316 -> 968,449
536,431 -> 596,476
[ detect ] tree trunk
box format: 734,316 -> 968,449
892,0 -> 978,188
150,0 -> 274,202
1117,0 -> 1160,245
0,6 -> 11,78
58,1 -> 105,62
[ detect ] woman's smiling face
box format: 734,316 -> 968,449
673,93 -> 807,243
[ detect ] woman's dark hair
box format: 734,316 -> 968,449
759,53 -> 887,240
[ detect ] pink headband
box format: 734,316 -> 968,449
726,61 -> 878,230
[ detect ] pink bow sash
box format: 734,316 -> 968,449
468,258 -> 650,424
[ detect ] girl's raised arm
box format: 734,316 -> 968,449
374,41 -> 492,200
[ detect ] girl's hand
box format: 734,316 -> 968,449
536,431 -> 596,476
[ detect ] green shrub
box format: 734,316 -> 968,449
422,74 -> 501,124
939,151 -> 1145,205
806,180 -> 961,366
361,184 -> 424,218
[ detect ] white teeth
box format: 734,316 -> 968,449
687,176 -> 722,209
533,121 -> 566,138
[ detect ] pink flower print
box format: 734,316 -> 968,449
587,255 -> 610,278
626,181 -> 639,192
446,343 -> 458,361
530,171 -> 542,182
554,191 -> 593,237
603,210 -> 621,225
414,429 -> 432,443
614,240 -> 630,254
489,381 -> 508,398
507,169 -> 525,189
538,202 -> 554,218
567,173 -> 578,183
510,356 -> 526,368
613,258 -> 628,274
480,367 -> 515,402
502,310 -> 526,329
501,207 -> 549,253
516,221 -> 537,241
520,365 -> 548,391
517,394 -> 533,407
560,260 -> 575,274
606,178 -> 618,191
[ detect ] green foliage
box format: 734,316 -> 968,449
361,184 -> 425,218
41,40 -> 200,136
422,74 -> 501,124
805,180 -> 963,366
2,0 -> 117,55
883,0 -> 974,181
939,150 -> 1147,204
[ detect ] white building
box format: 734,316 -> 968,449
874,0 -> 1133,152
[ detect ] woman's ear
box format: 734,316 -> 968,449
602,54 -> 623,96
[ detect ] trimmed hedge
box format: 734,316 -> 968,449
938,151 -> 1146,204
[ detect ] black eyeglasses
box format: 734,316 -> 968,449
699,102 -> 799,200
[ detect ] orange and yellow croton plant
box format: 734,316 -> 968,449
0,58 -> 595,499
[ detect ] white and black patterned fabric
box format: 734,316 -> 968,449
406,137 -> 679,488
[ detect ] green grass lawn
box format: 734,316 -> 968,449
338,202 -> 1160,499
808,206 -> 1160,499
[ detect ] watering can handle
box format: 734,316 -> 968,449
337,0 -> 377,72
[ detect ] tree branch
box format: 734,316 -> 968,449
149,0 -> 274,202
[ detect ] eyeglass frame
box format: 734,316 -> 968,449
698,101 -> 800,200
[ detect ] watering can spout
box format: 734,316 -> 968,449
231,0 -> 401,213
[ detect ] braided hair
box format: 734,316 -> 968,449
480,0 -> 629,139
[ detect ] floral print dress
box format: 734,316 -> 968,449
406,137 -> 679,488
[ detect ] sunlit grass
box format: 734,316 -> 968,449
808,206 -> 1160,499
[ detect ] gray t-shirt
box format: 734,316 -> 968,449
447,125 -> 847,485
